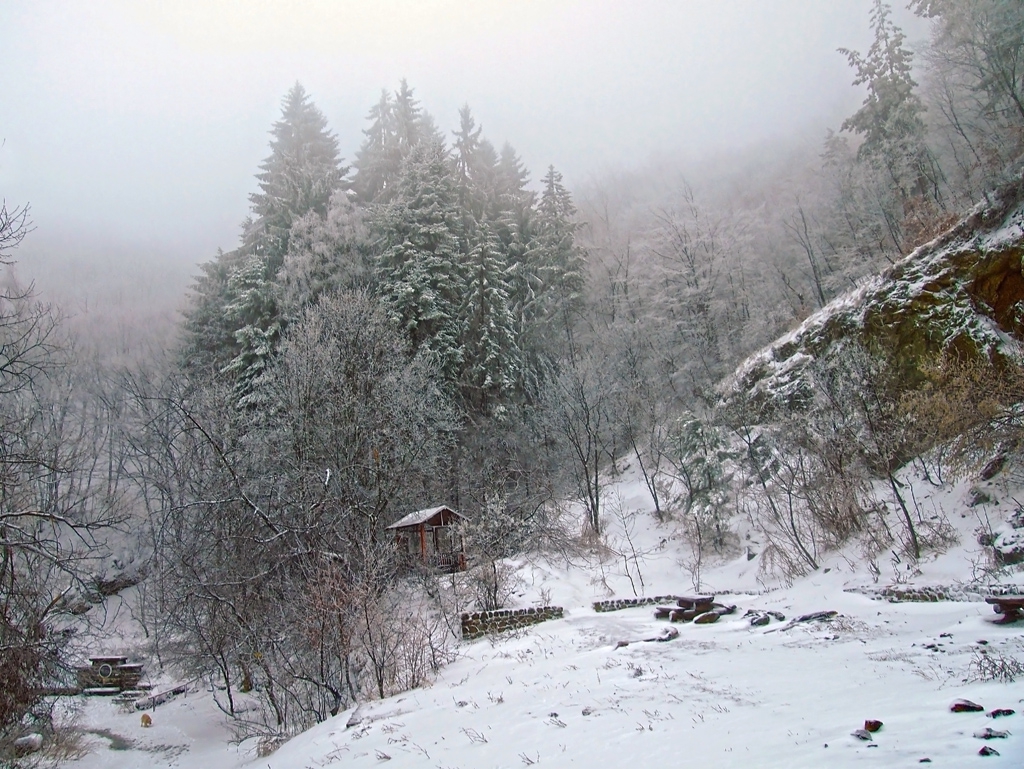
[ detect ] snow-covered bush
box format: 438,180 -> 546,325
663,413 -> 737,581
457,495 -> 528,611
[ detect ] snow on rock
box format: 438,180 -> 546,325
720,174 -> 1024,414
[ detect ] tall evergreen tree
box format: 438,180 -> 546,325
247,82 -> 345,269
453,106 -> 483,185
393,79 -> 426,154
493,143 -> 537,269
352,80 -> 440,204
839,1 -> 940,205
496,143 -> 536,216
493,145 -> 544,397
375,140 -> 467,383
535,166 -> 587,327
218,245 -> 292,406
452,106 -> 503,225
460,221 -> 519,410
351,89 -> 396,204
180,247 -> 245,376
182,83 -> 344,401
497,165 -> 586,400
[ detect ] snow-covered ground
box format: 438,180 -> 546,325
59,463 -> 1024,768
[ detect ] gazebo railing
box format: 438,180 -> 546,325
432,551 -> 466,573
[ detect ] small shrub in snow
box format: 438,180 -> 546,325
457,494 -> 528,611
256,734 -> 286,757
967,648 -> 1024,684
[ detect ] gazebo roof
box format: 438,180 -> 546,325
386,505 -> 464,530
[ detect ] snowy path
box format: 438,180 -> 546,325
65,585 -> 1024,769
259,593 -> 1023,768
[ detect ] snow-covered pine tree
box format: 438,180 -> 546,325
496,143 -> 536,221
375,140 -> 467,385
453,106 -> 502,227
460,220 -> 519,411
453,105 -> 483,192
393,79 -> 427,153
450,108 -> 521,410
247,82 -> 345,270
839,1 -> 943,250
535,165 -> 587,333
353,80 -> 440,205
180,246 -> 247,376
351,89 -> 396,204
493,143 -> 537,284
493,145 -> 548,399
218,251 -> 283,406
181,83 -> 344,401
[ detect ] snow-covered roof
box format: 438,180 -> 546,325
386,505 -> 463,530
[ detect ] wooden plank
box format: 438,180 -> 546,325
134,683 -> 187,710
676,595 -> 715,608
986,595 -> 1024,624
33,686 -> 82,697
985,595 -> 1024,606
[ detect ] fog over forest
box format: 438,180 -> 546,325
4,2 -> 924,270
3,0 -> 1024,762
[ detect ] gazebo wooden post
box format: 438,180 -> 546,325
386,506 -> 467,573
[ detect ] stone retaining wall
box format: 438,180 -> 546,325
847,584 -> 1024,603
460,606 -> 564,640
592,596 -> 679,613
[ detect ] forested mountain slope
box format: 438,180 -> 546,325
723,171 -> 1024,416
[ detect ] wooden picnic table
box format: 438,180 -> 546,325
985,595 -> 1024,624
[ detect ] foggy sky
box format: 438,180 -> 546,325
1,1 -> 929,264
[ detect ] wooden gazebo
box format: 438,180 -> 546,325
386,505 -> 467,572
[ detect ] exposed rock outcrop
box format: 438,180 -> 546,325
721,174 -> 1024,416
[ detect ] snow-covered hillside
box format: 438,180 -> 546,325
59,460 -> 1024,768
47,176 -> 1024,769
721,176 -> 1024,413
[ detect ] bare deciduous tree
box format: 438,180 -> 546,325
0,217 -> 125,746
127,290 -> 457,734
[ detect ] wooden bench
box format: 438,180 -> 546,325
985,595 -> 1024,624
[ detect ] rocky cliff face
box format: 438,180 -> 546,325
721,175 -> 1024,415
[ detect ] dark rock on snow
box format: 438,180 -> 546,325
950,699 -> 985,713
974,727 -> 1009,739
987,708 -> 1015,718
